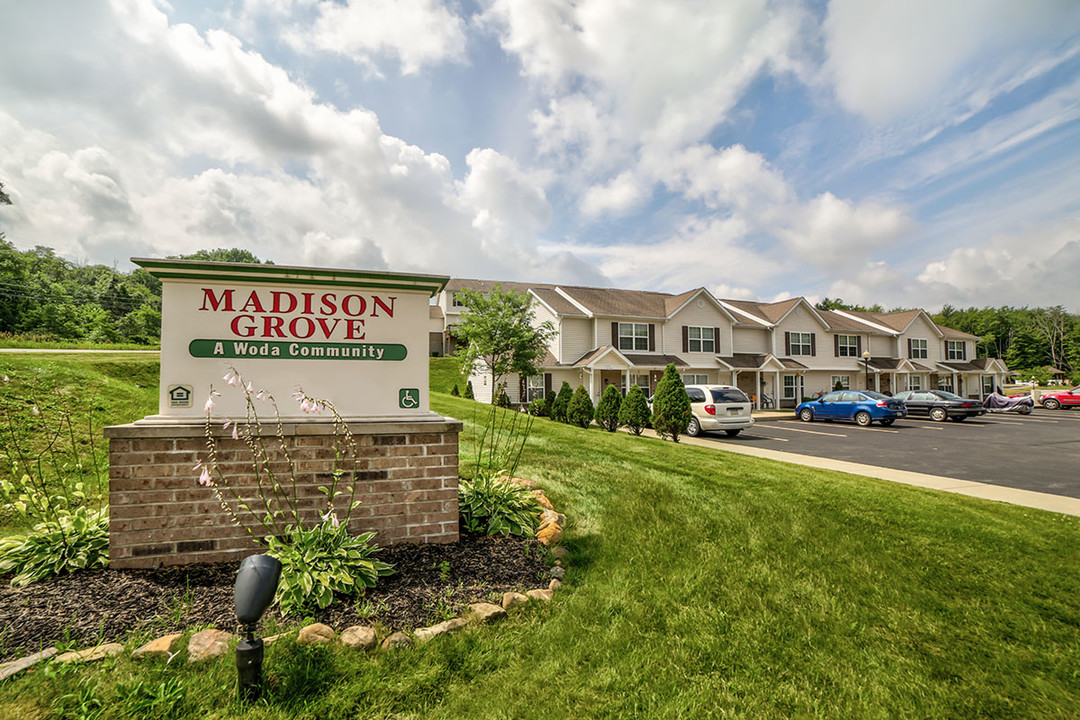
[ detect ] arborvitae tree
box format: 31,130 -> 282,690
545,390 -> 557,409
566,386 -> 595,429
651,363 -> 691,442
529,396 -> 549,417
495,383 -> 511,408
450,384 -> 460,397
464,381 -> 475,400
550,381 -> 573,423
619,385 -> 650,435
595,385 -> 622,432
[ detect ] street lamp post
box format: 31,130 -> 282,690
862,350 -> 871,391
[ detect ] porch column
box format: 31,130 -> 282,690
755,370 -> 761,409
774,371 -> 781,409
588,369 -> 597,403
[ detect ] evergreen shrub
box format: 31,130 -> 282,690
566,385 -> 595,428
595,385 -> 622,432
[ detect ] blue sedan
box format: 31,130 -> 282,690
795,390 -> 906,427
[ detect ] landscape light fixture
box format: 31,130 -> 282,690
862,350 -> 872,391
234,554 -> 282,702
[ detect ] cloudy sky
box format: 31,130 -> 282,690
1,0 -> 1079,310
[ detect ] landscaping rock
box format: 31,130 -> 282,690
56,643 -> 125,664
340,626 -> 378,651
536,522 -> 563,546
263,633 -> 291,646
526,589 -> 553,602
501,591 -> 530,610
551,546 -> 570,560
381,632 -> 413,650
298,623 -> 336,646
534,491 -> 554,510
0,647 -> 57,681
414,617 -> 469,643
504,476 -> 536,489
468,602 -> 507,624
188,629 -> 233,662
549,579 -> 563,591
538,509 -> 566,528
133,633 -> 184,660
549,565 -> 566,580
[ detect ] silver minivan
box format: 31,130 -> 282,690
684,385 -> 755,437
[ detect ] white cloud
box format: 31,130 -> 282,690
824,0 -> 1080,123
287,0 -> 468,75
580,171 -> 649,218
781,192 -> 915,267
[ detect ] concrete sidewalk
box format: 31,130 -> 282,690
649,427 -> 1080,518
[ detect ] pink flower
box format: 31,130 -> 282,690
223,370 -> 238,387
204,396 -> 215,414
222,421 -> 231,429
321,510 -> 340,528
256,390 -> 267,402
245,381 -> 254,393
231,424 -> 239,440
198,466 -> 212,487
299,397 -> 311,413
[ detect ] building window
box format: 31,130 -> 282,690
982,375 -> 995,396
937,376 -> 953,392
783,374 -> 803,399
830,375 -> 850,390
910,339 -> 927,359
526,375 -> 545,402
621,374 -> 650,395
789,332 -> 813,356
686,327 -> 715,353
907,375 -> 922,391
618,323 -> 650,351
682,374 -> 709,385
836,335 -> 859,357
946,341 -> 965,360
451,293 -> 466,308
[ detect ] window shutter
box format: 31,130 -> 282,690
810,334 -> 816,357
519,376 -> 527,403
544,373 -> 552,395
962,343 -> 967,360
907,339 -> 913,358
713,327 -> 721,354
834,335 -> 840,357
857,336 -> 863,357
611,322 -> 618,347
648,324 -> 656,352
682,326 -> 689,353
785,331 -> 791,356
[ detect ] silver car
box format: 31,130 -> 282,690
685,385 -> 755,437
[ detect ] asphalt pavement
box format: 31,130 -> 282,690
712,407 -> 1080,500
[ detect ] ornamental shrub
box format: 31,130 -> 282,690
458,470 -> 541,537
464,381 -> 475,400
529,396 -> 549,417
0,505 -> 109,587
550,381 -> 573,423
494,383 -> 511,408
619,385 -> 650,435
651,363 -> 691,442
566,385 -> 595,428
267,521 -> 393,616
450,384 -> 460,397
595,385 -> 622,432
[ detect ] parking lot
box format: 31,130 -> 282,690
697,408 -> 1080,500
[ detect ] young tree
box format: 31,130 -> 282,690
464,381 -> 475,400
494,383 -> 511,408
566,386 -> 595,428
651,363 -> 691,442
619,385 -> 650,435
551,382 -> 573,423
450,384 -> 460,397
595,385 -> 622,432
454,285 -> 556,404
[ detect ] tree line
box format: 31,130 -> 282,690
818,298 -> 1080,383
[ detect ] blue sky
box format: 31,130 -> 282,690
1,0 -> 1079,311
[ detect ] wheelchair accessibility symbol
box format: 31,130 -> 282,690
398,388 -> 420,409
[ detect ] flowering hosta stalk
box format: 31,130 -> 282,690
196,368 -> 389,612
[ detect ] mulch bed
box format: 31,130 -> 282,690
0,532 -> 551,661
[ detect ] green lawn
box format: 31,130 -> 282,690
2,357 -> 1079,718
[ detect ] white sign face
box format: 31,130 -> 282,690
137,259 -> 447,421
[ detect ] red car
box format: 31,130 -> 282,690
1040,386 -> 1080,410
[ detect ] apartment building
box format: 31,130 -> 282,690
435,279 -> 1010,408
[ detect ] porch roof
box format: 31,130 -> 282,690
938,361 -> 980,373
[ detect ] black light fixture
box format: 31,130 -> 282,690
234,554 -> 282,702
862,350 -> 872,391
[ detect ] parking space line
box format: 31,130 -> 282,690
770,422 -> 848,437
988,416 -> 1059,425
739,434 -> 789,442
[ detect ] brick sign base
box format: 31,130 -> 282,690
104,419 -> 461,569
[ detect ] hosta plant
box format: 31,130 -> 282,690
458,471 -> 541,538
267,520 -> 393,616
0,503 -> 109,586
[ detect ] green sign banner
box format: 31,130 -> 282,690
189,339 -> 407,361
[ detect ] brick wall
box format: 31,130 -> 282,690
105,419 -> 461,569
